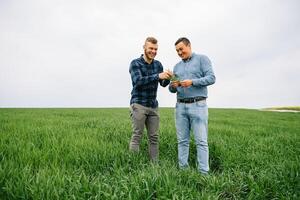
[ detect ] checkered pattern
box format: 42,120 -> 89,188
129,55 -> 170,108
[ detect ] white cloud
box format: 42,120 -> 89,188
1,0 -> 300,108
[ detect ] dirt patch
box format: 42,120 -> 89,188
260,109 -> 300,113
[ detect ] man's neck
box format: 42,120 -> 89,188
183,53 -> 193,61
143,55 -> 153,64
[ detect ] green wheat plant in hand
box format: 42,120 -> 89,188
170,74 -> 180,81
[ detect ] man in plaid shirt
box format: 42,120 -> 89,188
129,37 -> 172,161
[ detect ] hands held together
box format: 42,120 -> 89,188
171,80 -> 192,88
159,69 -> 192,88
174,79 -> 192,88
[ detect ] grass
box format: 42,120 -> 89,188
0,108 -> 299,199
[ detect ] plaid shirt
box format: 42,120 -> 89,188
129,55 -> 170,108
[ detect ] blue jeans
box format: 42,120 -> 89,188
175,100 -> 209,174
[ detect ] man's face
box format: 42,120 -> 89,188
175,42 -> 192,60
144,42 -> 158,60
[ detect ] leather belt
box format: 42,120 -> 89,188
177,96 -> 206,103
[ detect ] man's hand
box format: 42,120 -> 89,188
165,69 -> 173,77
159,70 -> 173,80
171,80 -> 180,88
180,79 -> 193,87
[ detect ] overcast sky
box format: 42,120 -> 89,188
1,0 -> 299,108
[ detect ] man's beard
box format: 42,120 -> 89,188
144,50 -> 155,60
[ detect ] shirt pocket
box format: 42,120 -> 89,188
131,104 -> 146,120
140,68 -> 148,76
190,67 -> 203,78
189,64 -> 203,78
196,100 -> 207,107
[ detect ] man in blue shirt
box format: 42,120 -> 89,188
169,37 -> 215,174
129,37 -> 172,161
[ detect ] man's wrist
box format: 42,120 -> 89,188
157,73 -> 160,80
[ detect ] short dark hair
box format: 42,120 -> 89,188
145,37 -> 158,44
175,37 -> 190,46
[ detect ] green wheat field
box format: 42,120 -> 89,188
0,108 -> 299,199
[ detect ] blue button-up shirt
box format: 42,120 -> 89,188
169,53 -> 215,99
130,55 -> 170,108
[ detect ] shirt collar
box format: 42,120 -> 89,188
140,54 -> 153,64
183,52 -> 194,62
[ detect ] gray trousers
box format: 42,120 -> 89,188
129,103 -> 159,161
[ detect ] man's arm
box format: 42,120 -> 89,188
168,83 -> 178,93
192,56 -> 216,87
129,61 -> 159,87
160,79 -> 170,87
168,68 -> 178,93
158,63 -> 171,87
